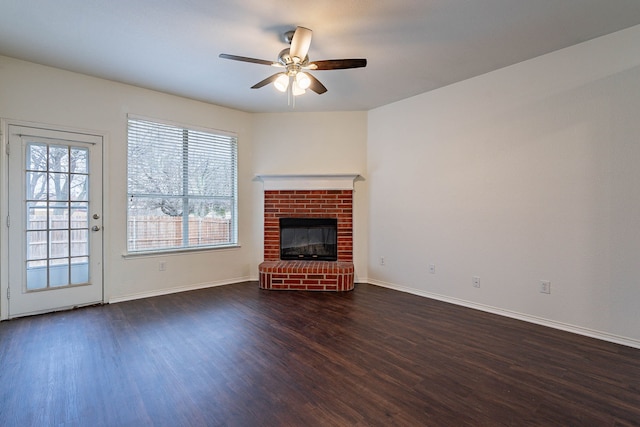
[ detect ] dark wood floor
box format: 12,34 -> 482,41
1,282 -> 639,426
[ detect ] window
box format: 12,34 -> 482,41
127,117 -> 237,253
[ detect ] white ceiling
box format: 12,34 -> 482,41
2,1 -> 640,113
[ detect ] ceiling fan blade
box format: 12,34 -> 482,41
307,58 -> 367,70
251,73 -> 284,89
219,53 -> 278,67
306,73 -> 327,94
289,27 -> 313,63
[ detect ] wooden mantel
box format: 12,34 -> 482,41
256,174 -> 360,191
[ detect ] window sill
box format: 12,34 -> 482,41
122,244 -> 241,259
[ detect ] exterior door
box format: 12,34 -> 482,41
7,124 -> 103,317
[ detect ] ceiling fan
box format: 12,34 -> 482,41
219,26 -> 367,99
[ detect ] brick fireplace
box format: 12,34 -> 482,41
257,175 -> 357,291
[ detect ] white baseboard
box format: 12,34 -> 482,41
108,276 -> 252,304
367,279 -> 640,350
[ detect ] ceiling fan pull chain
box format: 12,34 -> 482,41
288,75 -> 294,108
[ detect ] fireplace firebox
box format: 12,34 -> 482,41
279,218 -> 338,261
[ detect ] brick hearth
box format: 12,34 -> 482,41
259,261 -> 354,291
259,188 -> 355,291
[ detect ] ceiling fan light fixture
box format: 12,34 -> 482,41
292,80 -> 306,96
295,72 -> 311,90
274,74 -> 289,92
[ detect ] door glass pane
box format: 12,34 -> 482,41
49,145 -> 69,172
49,202 -> 68,229
70,174 -> 88,201
26,231 -> 46,261
26,201 -> 47,230
71,202 -> 88,228
26,172 -> 47,200
49,259 -> 69,287
26,260 -> 48,290
71,257 -> 89,285
48,172 -> 69,200
26,143 -> 47,171
71,230 -> 88,256
70,148 -> 88,173
50,230 -> 69,259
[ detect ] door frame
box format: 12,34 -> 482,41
0,119 -> 106,320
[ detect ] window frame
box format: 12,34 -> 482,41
125,115 -> 238,255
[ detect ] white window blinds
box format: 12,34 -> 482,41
127,117 -> 238,252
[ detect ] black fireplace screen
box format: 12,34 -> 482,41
279,218 -> 338,261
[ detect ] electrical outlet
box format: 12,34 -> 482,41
380,256 -> 385,266
472,276 -> 480,288
429,264 -> 436,274
540,280 -> 551,294
159,261 -> 166,271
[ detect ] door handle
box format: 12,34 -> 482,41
91,225 -> 101,232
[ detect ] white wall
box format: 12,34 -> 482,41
0,56 -> 256,309
251,112 -> 368,281
367,25 -> 640,345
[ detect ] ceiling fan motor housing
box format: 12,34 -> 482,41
277,49 -> 309,76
